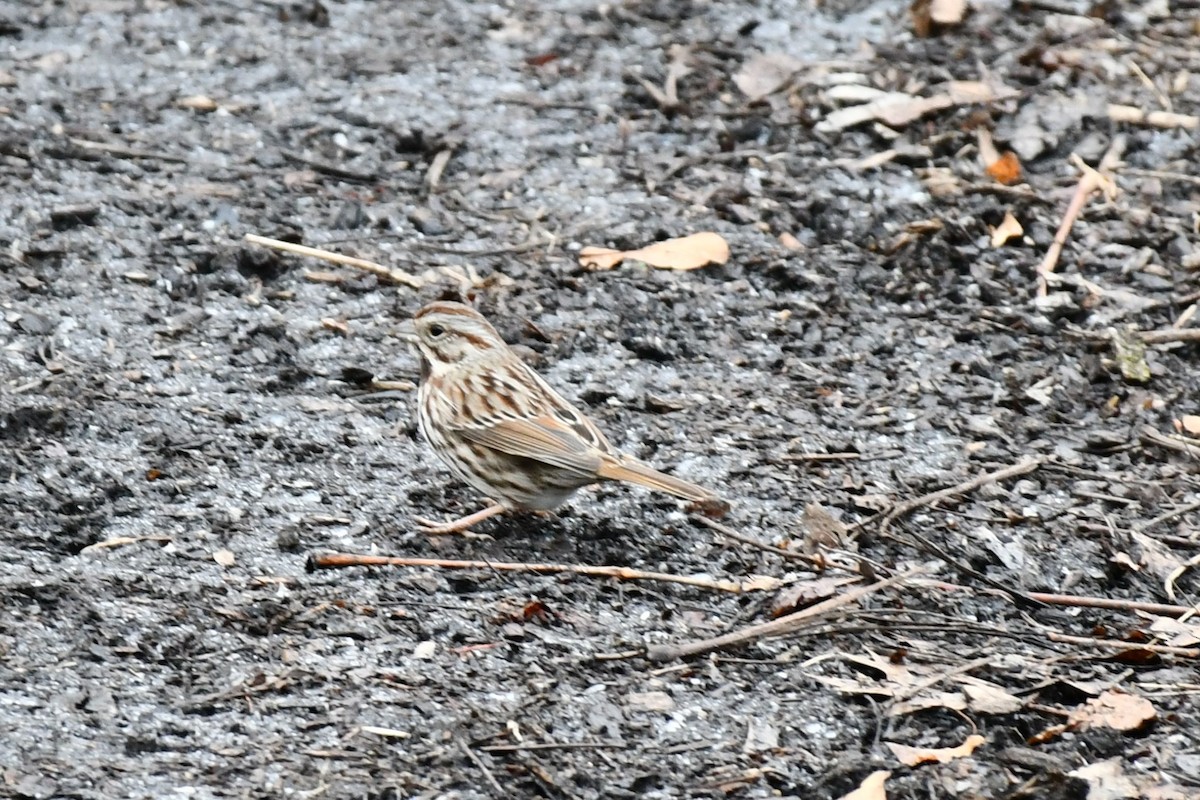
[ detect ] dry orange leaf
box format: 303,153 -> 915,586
579,232 -> 730,271
886,733 -> 985,766
986,151 -> 1023,184
989,211 -> 1024,248
1068,690 -> 1156,733
838,770 -> 890,800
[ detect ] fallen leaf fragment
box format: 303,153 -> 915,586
931,0 -> 966,24
912,0 -> 966,37
1108,104 -> 1199,130
989,211 -> 1024,248
1149,616 -> 1200,648
625,691 -> 675,712
321,317 -> 351,336
839,770 -> 890,800
779,232 -> 803,250
178,94 -> 218,112
579,232 -> 730,271
1180,415 -> 1200,436
961,681 -> 1024,714
886,733 -> 985,766
1070,759 -> 1139,800
213,549 -> 236,567
817,80 -> 1017,132
734,53 -> 803,101
740,575 -> 785,592
742,718 -> 779,754
889,691 -> 967,717
986,152 -> 1023,184
1068,690 -> 1156,733
1110,327 -> 1151,384
772,576 -> 857,617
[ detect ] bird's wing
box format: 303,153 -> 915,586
443,358 -> 613,474
456,415 -> 603,476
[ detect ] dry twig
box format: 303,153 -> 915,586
1140,427 -> 1200,458
307,552 -> 779,594
1023,591 -> 1199,618
876,457 -> 1045,536
244,233 -> 424,289
1036,144 -> 1123,296
459,739 -> 506,797
1043,631 -> 1199,658
644,567 -> 925,661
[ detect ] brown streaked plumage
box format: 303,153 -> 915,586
407,301 -> 723,534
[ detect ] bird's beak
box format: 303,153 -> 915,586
396,322 -> 418,346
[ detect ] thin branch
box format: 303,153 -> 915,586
67,136 -> 189,163
876,457 -> 1045,536
644,566 -> 925,662
1140,427 -> 1200,458
479,741 -> 625,753
244,233 -> 424,289
1043,631 -> 1199,658
459,739 -> 506,797
1025,591 -> 1199,618
692,515 -> 836,569
1036,146 -> 1123,296
307,552 -> 780,594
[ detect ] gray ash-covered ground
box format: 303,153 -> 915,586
2,1 -> 1199,798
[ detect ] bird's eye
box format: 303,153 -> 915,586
427,323 -> 446,339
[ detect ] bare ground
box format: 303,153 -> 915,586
1,1 -> 1199,798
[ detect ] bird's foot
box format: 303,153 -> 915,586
414,502 -> 507,539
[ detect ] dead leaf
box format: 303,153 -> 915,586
1068,690 -> 1156,733
1149,616 -> 1200,648
912,0 -> 966,37
772,576 -> 858,617
321,317 -> 351,336
931,0 -> 966,24
579,232 -> 730,271
989,211 -> 1024,248
817,80 -> 1016,132
961,680 -> 1024,714
1130,532 -> 1185,591
742,718 -> 779,754
213,549 -> 236,567
946,80 -> 1019,104
889,691 -> 967,717
838,770 -> 890,800
1070,759 -> 1139,800
1180,415 -> 1200,436
779,232 -> 804,250
886,733 -> 985,766
733,53 -> 802,101
987,152 -> 1023,185
739,575 -> 784,592
801,502 -> 851,550
625,691 -> 675,712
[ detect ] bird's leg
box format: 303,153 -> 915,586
414,502 -> 507,536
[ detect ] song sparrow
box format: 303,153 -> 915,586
406,301 -> 723,534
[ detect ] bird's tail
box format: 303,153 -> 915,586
596,456 -> 720,504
